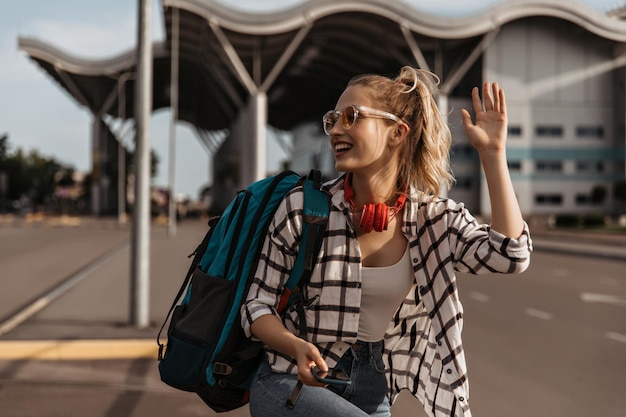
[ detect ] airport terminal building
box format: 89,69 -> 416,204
18,0 -> 626,217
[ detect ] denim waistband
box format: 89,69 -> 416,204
350,340 -> 383,358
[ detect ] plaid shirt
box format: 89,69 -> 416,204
242,175 -> 532,417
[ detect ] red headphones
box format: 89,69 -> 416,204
343,173 -> 407,233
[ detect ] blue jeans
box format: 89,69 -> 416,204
249,340 -> 390,417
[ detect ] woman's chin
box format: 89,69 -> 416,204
334,160 -> 352,173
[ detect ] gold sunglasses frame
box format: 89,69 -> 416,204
322,105 -> 404,135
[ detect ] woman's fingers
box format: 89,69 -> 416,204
471,86 -> 482,113
499,87 -> 507,115
476,82 -> 506,115
492,82 -> 500,111
482,82 -> 493,111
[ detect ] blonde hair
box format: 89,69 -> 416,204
346,66 -> 454,198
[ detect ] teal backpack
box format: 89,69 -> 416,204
157,169 -> 329,412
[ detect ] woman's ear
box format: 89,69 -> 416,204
389,122 -> 410,147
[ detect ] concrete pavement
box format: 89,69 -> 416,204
0,214 -> 624,417
0,214 -> 208,349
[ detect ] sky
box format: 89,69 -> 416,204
1,0 -> 624,199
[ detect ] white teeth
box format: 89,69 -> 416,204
335,143 -> 352,152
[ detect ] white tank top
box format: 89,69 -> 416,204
357,245 -> 414,342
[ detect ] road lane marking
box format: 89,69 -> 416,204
580,292 -> 626,308
552,268 -> 570,277
3,377 -> 175,394
0,241 -> 129,337
524,308 -> 553,320
599,277 -> 621,287
469,291 -> 490,303
605,332 -> 626,344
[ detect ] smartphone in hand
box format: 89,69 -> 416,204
311,366 -> 352,386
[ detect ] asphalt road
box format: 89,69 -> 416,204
0,218 -> 624,417
457,251 -> 626,417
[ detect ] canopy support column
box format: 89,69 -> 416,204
241,92 -> 267,185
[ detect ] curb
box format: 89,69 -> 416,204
0,339 -> 158,360
532,239 -> 626,261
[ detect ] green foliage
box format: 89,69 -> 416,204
554,214 -> 580,228
0,133 -> 160,212
580,214 -> 606,227
57,168 -> 75,187
126,148 -> 160,179
0,133 -> 8,161
554,213 -> 606,229
590,184 -> 607,204
0,133 -> 70,207
614,180 -> 626,202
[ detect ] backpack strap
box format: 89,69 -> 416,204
157,216 -> 219,360
283,170 -> 330,409
277,170 -> 329,330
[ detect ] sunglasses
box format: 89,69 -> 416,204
322,105 -> 403,135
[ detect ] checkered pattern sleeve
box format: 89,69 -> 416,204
443,199 -> 533,274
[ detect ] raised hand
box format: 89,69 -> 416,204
460,82 -> 508,154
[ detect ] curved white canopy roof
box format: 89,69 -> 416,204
19,0 -> 626,132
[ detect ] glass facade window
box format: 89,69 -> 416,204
535,194 -> 563,205
508,160 -> 522,171
535,161 -> 563,172
536,126 -> 563,138
508,126 -> 522,137
576,161 -> 604,173
575,194 -> 592,205
575,126 -> 604,138
453,178 -> 473,190
451,144 -> 476,157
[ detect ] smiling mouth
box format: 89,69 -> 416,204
334,142 -> 352,153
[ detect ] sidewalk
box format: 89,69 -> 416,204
530,227 -> 626,261
0,216 -> 209,358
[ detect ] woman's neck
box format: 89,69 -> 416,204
349,171 -> 399,206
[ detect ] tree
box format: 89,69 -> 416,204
56,167 -> 76,187
0,133 -> 8,161
590,184 -> 607,205
0,133 -> 8,211
22,150 -> 63,206
0,135 -> 71,210
127,148 -> 160,179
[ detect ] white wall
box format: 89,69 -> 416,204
484,17 -> 624,215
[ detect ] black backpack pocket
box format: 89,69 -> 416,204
159,267 -> 234,389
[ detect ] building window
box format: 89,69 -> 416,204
576,161 -> 604,173
576,126 -> 604,139
536,126 -> 563,138
535,161 -> 563,172
508,160 -> 522,171
535,194 -> 563,205
617,124 -> 625,140
508,126 -> 522,137
453,178 -> 473,190
451,144 -> 476,157
575,194 -> 592,205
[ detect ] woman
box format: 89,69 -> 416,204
241,66 -> 532,417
